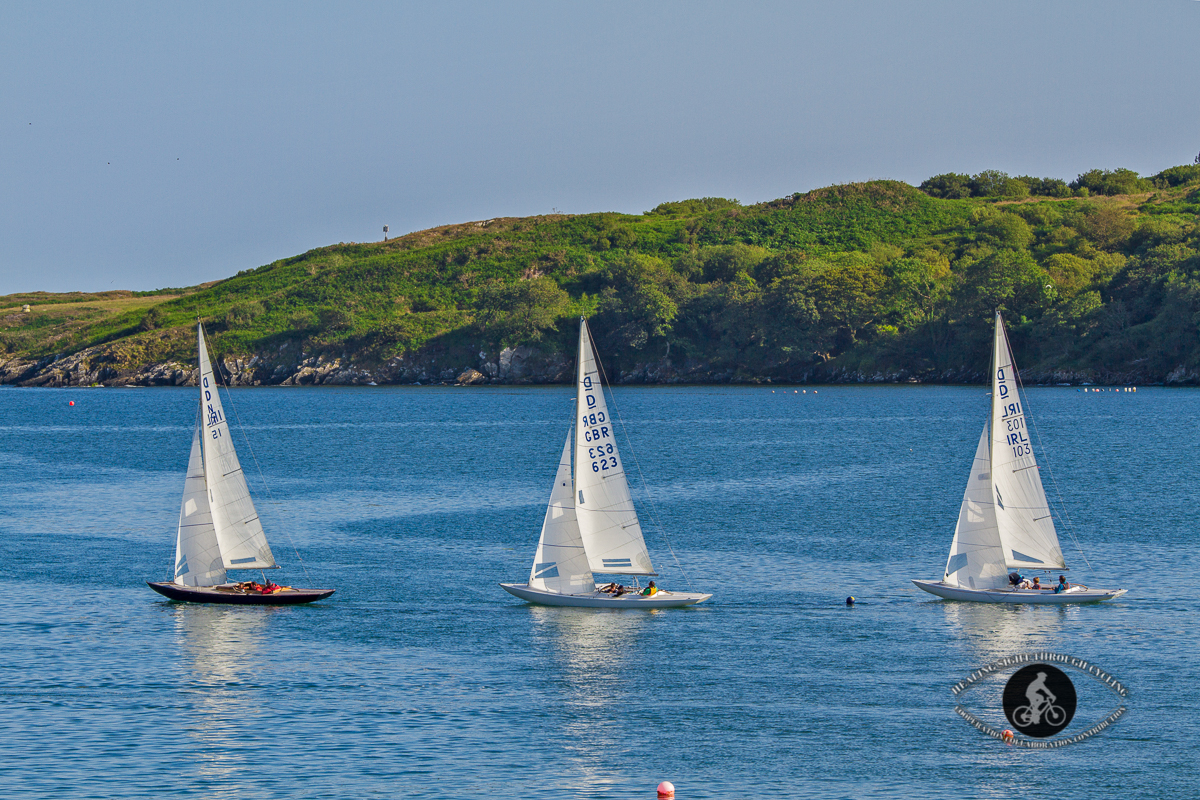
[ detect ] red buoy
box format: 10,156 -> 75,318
69,401 -> 74,406
657,781 -> 675,797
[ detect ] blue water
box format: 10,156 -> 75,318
0,384 -> 1194,799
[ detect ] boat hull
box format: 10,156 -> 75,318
912,579 -> 1126,604
147,582 -> 335,605
500,582 -> 711,608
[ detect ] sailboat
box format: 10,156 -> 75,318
147,324 -> 334,605
501,318 -> 711,608
912,312 -> 1126,604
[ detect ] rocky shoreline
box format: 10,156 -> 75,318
0,340 -> 1186,388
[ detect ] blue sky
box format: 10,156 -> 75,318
2,0 -> 1198,293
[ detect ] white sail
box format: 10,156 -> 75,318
197,325 -> 276,570
172,422 -> 227,587
573,318 -> 655,575
528,434 -> 595,594
943,425 -> 1009,590
989,313 -> 1066,570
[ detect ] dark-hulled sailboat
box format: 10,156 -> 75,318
147,324 -> 333,605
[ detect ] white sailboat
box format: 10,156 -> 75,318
148,324 -> 334,605
501,318 -> 711,608
913,312 -> 1126,604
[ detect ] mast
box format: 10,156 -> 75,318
572,317 -> 655,575
989,312 -> 1067,571
197,324 -> 277,571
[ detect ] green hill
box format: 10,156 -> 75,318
3,164 -> 1200,387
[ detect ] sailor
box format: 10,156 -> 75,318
641,581 -> 658,597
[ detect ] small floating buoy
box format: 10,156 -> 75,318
69,401 -> 74,406
846,596 -> 855,606
657,781 -> 675,797
1002,729 -> 1014,744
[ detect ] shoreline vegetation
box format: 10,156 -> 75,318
3,163 -> 1200,388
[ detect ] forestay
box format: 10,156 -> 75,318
944,425 -> 1008,590
528,434 -> 595,594
573,318 -> 655,575
173,423 -> 227,587
197,325 -> 276,570
989,313 -> 1066,571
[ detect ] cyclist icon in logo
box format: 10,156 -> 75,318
1003,664 -> 1076,737
1014,671 -> 1067,727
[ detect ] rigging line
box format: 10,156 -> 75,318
1004,323 -> 1092,571
210,334 -> 315,586
588,325 -> 695,593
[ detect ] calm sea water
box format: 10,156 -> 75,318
0,383 -> 1195,799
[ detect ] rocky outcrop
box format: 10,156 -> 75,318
0,341 -> 1183,388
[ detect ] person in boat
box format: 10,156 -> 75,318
1008,572 -> 1023,588
1054,575 -> 1070,593
641,581 -> 658,597
1031,577 -> 1050,590
600,582 -> 627,596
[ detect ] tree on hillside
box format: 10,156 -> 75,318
969,170 -> 1011,197
976,212 -> 1034,250
1070,168 -> 1152,196
476,277 -> 570,349
919,173 -> 972,199
1079,205 -> 1135,251
807,261 -> 888,346
593,254 -> 686,353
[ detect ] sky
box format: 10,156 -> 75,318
2,0 -> 1198,294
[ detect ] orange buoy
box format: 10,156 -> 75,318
1002,729 -> 1014,744
657,781 -> 675,797
69,401 -> 74,406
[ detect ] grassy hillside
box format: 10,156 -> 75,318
4,164 -> 1200,385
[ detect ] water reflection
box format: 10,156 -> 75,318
942,601 -> 1070,662
171,605 -> 275,796
526,606 -> 656,791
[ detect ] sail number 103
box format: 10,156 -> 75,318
1003,413 -> 1031,458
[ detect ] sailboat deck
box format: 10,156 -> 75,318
501,583 -> 711,608
912,580 -> 1126,604
147,582 -> 335,605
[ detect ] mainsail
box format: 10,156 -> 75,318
173,423 -> 226,587
197,325 -> 276,571
573,318 -> 655,575
528,434 -> 594,594
943,425 -> 1008,590
989,312 -> 1066,570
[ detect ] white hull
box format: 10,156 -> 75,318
912,579 -> 1127,604
501,583 -> 711,609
